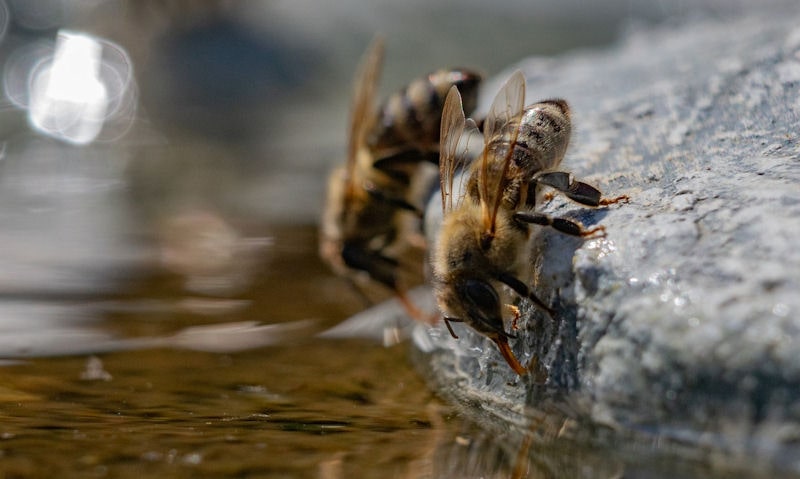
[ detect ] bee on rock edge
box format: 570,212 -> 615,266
432,71 -> 628,376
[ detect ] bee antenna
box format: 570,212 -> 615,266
443,317 -> 461,339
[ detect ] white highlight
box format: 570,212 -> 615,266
28,31 -> 109,145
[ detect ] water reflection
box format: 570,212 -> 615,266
157,209 -> 273,296
0,341 -> 752,478
7,29 -> 136,144
0,342 -> 442,477
28,31 -> 110,144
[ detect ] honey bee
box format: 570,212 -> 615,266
320,37 -> 482,319
433,71 -> 627,375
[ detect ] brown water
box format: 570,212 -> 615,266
0,225 -> 425,477
0,343 -> 445,477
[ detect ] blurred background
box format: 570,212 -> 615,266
0,0 -> 785,329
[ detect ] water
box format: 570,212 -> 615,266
0,335 -> 447,477
1,2 -> 796,477
0,222 -> 567,478
0,223 -> 438,478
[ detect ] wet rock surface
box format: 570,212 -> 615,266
412,9 -> 800,469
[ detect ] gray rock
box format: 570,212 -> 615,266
413,9 -> 800,472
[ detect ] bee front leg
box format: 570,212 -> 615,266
497,272 -> 554,317
395,288 -> 432,324
514,211 -> 606,238
531,171 -> 629,207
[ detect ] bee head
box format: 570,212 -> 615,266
456,278 -> 509,339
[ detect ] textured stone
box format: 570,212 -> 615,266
407,10 -> 800,469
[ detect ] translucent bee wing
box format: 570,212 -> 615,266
481,70 -> 525,146
439,86 -> 465,213
440,87 -> 481,213
460,117 -> 481,203
478,70 -> 526,236
345,36 -> 385,199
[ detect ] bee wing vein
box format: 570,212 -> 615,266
345,36 -> 385,199
439,86 -> 468,213
479,70 -> 526,236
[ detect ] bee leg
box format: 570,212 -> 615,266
497,272 -> 554,317
372,149 -> 439,171
363,182 -> 424,217
342,244 -> 434,323
514,211 -> 607,239
599,194 -> 630,206
395,288 -> 439,325
341,244 -> 400,290
395,289 -> 422,320
531,171 -> 629,207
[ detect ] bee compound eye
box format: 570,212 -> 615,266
461,279 -> 499,313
